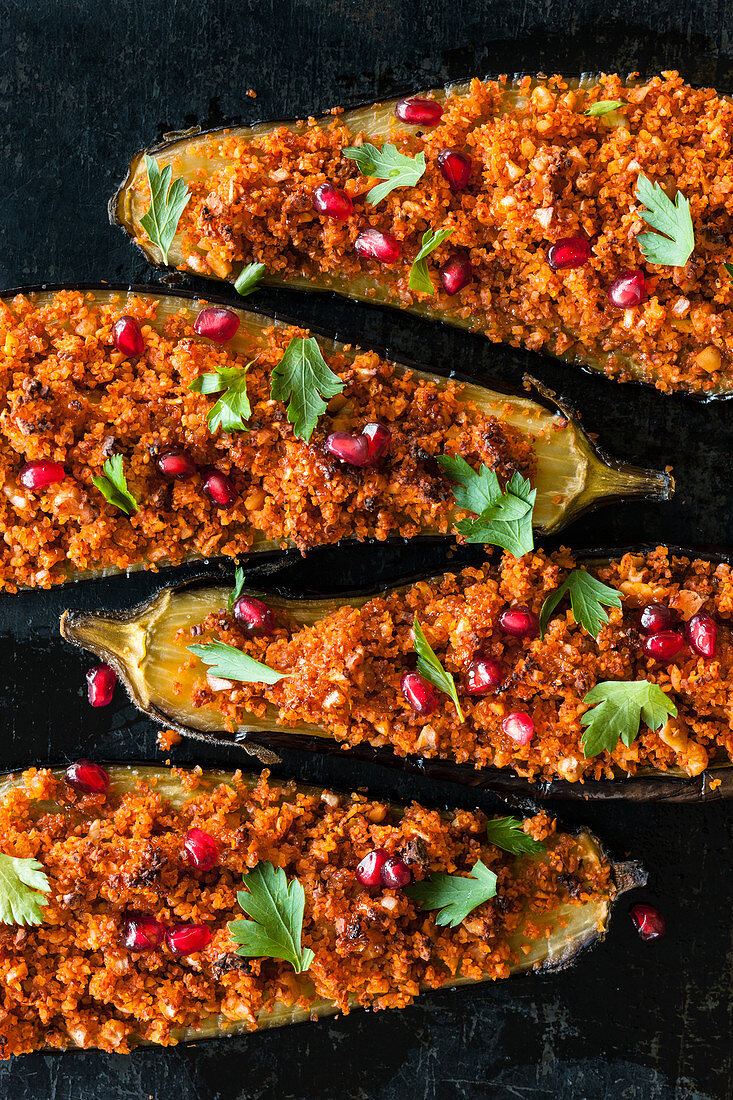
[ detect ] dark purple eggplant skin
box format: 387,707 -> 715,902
60,544 -> 733,804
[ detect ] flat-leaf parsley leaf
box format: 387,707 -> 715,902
585,99 -> 624,116
270,337 -> 344,442
228,861 -> 314,973
234,262 -> 266,297
140,155 -> 191,265
485,817 -> 544,856
580,680 -> 677,758
343,142 -> 426,205
0,855 -> 50,926
405,860 -> 497,927
437,456 -> 535,557
412,616 -> 464,721
92,455 -> 139,515
188,642 -> 287,685
189,365 -> 252,433
539,569 -> 622,639
636,173 -> 694,267
409,227 -> 454,294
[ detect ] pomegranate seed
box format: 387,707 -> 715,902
639,603 -> 676,635
685,613 -> 717,658
165,924 -> 211,955
233,595 -> 275,636
324,431 -> 371,467
401,671 -> 438,716
362,422 -> 391,463
18,460 -> 66,490
439,253 -> 473,296
355,848 -> 389,887
65,759 -> 110,794
437,148 -> 472,191
465,656 -> 503,696
630,903 -> 665,941
608,269 -> 645,309
498,605 -> 539,639
355,229 -> 401,265
86,664 -> 117,707
502,712 -> 535,744
183,827 -> 219,871
642,630 -> 684,661
121,913 -> 165,952
112,316 -> 145,357
395,96 -> 443,126
312,182 -> 353,220
193,307 -> 240,344
547,236 -> 591,271
203,470 -> 237,507
156,450 -> 196,481
381,856 -> 411,888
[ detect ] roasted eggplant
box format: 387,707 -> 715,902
61,545 -> 733,802
0,763 -> 645,1056
0,284 -> 670,591
112,73 -> 733,398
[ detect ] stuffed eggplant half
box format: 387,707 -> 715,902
0,284 -> 669,592
0,762 -> 644,1058
62,545 -> 733,802
113,72 -> 733,398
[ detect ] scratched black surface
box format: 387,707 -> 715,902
0,1 -> 732,1097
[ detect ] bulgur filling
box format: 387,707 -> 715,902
0,766 -> 610,1057
138,72 -> 733,394
185,547 -> 733,782
0,289 -> 534,590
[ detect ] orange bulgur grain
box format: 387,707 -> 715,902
0,767 -> 609,1057
0,290 -> 532,590
146,73 -> 733,394
187,546 -> 733,782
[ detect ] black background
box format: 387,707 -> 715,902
1,1 -> 732,1097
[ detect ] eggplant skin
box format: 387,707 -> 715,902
0,763 -> 646,1054
111,75 -> 733,401
60,544 -> 733,804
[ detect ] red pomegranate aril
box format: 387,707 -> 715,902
608,269 -> 645,309
547,236 -> 591,271
86,664 -> 117,707
639,602 -> 675,635
685,613 -> 717,658
183,827 -> 219,871
498,605 -> 539,639
233,595 -> 275,636
401,671 -> 438,716
203,470 -> 237,507
439,253 -> 473,296
362,422 -> 391,463
165,924 -> 212,955
395,96 -> 443,126
437,148 -> 472,191
355,847 -> 389,887
630,903 -> 665,941
193,307 -> 240,344
65,759 -> 110,794
324,431 -> 371,467
465,656 -> 503,696
642,630 -> 684,661
18,460 -> 66,490
381,856 -> 411,889
112,315 -> 145,357
502,712 -> 535,744
312,182 -> 353,220
121,913 -> 165,952
156,450 -> 196,481
355,229 -> 401,265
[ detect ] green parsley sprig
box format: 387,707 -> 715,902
437,455 -> 535,557
188,641 -> 287,685
228,861 -> 314,973
92,455 -> 139,515
228,565 -> 246,611
189,365 -> 252,433
0,855 -> 50,926
409,227 -> 454,294
539,569 -> 622,639
140,155 -> 191,265
485,817 -> 544,856
585,99 -> 624,116
234,262 -> 266,297
636,173 -> 694,267
270,337 -> 344,442
580,680 -> 677,758
405,860 -> 497,927
412,616 -> 464,721
343,142 -> 426,205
